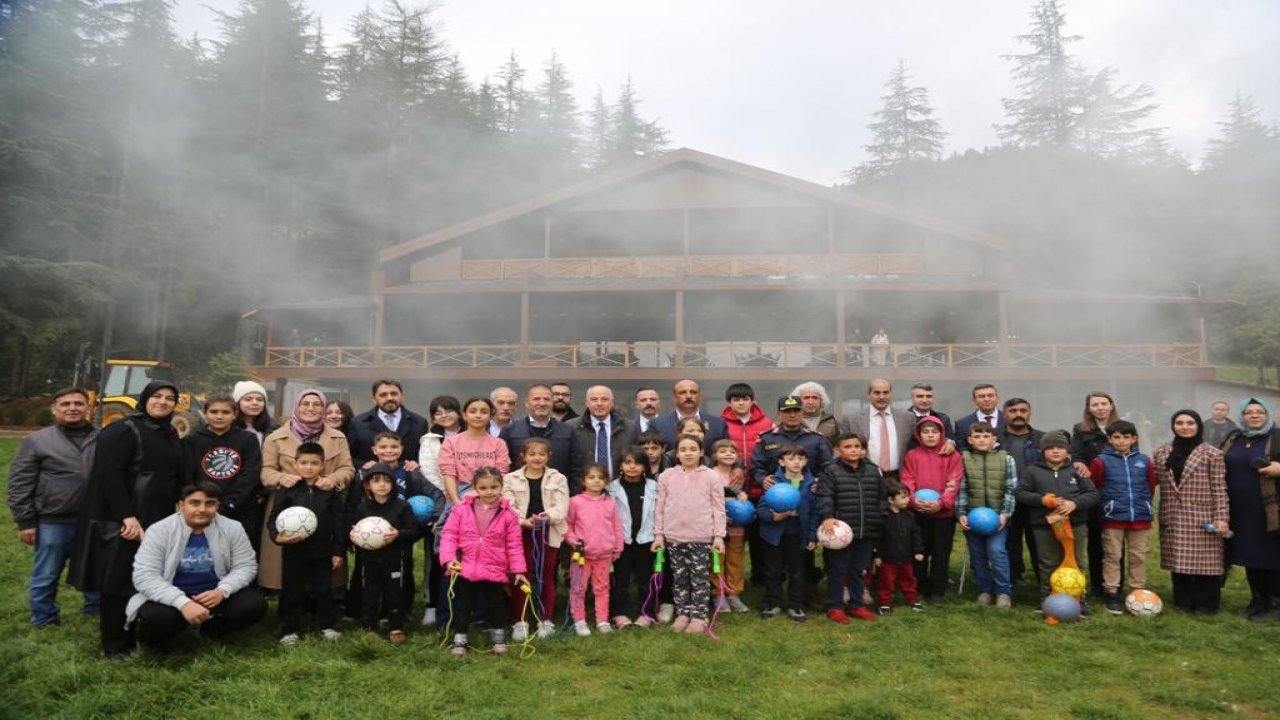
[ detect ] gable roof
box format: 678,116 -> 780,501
378,147 -> 1008,264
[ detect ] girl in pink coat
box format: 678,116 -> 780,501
439,467 -> 528,655
564,464 -> 626,636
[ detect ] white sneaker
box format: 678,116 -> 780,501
574,620 -> 591,637
727,596 -> 750,613
319,628 -> 342,641
596,621 -> 612,634
537,620 -> 555,638
279,633 -> 300,646
511,622 -> 529,642
657,603 -> 675,624
421,607 -> 436,626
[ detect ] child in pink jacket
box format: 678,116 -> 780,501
564,464 -> 625,636
652,434 -> 727,636
900,415 -> 963,601
438,467 -> 528,656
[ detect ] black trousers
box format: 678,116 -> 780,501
450,578 -> 508,635
1171,572 -> 1221,613
914,516 -> 957,597
1006,504 -> 1040,584
763,534 -> 806,611
99,593 -> 135,656
1087,508 -> 1106,596
610,541 -> 655,618
280,554 -> 337,634
136,589 -> 267,646
360,552 -> 407,631
1246,567 -> 1280,605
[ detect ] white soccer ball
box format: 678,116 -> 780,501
276,506 -> 318,539
351,516 -> 395,550
817,519 -> 854,550
1125,589 -> 1163,617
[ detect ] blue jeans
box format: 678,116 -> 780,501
825,538 -> 875,610
965,528 -> 1011,595
31,522 -> 100,625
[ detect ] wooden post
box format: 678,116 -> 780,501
273,378 -> 287,419
835,288 -> 847,366
520,292 -> 530,364
997,292 -> 1010,366
674,290 -> 685,367
372,296 -> 386,366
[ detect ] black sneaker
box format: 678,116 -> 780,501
786,608 -> 808,623
1079,600 -> 1091,617
909,603 -> 926,613
876,605 -> 893,616
760,606 -> 781,620
1104,593 -> 1124,615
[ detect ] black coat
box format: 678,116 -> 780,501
876,509 -> 924,562
269,481 -> 345,559
813,458 -> 887,540
69,414 -> 182,595
501,417 -> 582,483
350,496 -> 420,560
573,412 -> 639,494
347,407 -> 429,466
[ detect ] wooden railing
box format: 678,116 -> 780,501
263,342 -> 1206,369
459,253 -> 928,281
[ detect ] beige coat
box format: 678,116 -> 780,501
257,425 -> 355,589
502,466 -> 570,546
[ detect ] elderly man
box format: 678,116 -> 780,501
127,482 -> 266,649
573,385 -> 638,493
841,379 -> 914,479
653,379 -> 728,450
347,379 -> 428,466
8,387 -> 100,626
791,381 -> 839,446
500,383 -> 581,481
488,386 -> 519,436
633,387 -> 662,433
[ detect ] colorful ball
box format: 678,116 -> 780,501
1042,593 -> 1081,622
275,506 -> 318,539
1050,567 -> 1087,598
966,507 -> 1001,536
914,488 -> 941,504
817,519 -> 853,550
408,495 -> 435,523
351,516 -> 395,550
1125,589 -> 1163,617
763,483 -> 802,513
725,499 -> 756,526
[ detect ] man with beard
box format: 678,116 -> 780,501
348,380 -> 428,466
633,387 -> 662,433
550,383 -> 579,423
996,397 -> 1044,587
501,383 -> 581,481
653,379 -> 728,450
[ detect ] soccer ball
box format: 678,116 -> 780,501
763,483 -> 801,513
1125,589 -> 1163,617
817,519 -> 853,550
914,488 -> 940,505
725,499 -> 756,526
407,495 -> 436,524
351,516 -> 395,550
966,507 -> 1001,536
1042,593 -> 1082,622
1050,567 -> 1087,598
275,506 -> 318,539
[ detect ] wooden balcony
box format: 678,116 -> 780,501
262,341 -> 1207,370
458,253 -> 929,281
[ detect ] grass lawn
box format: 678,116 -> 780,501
2,437 -> 1278,719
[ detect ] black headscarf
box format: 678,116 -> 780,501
1167,409 -> 1203,485
134,380 -> 179,429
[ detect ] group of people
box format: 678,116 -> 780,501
9,376 -> 1280,659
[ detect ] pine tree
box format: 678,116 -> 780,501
526,51 -> 581,181
584,86 -> 610,171
494,49 -> 529,135
1202,92 -> 1277,171
846,60 -> 947,184
596,76 -> 667,170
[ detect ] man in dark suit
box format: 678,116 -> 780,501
501,383 -> 581,483
347,379 -> 428,467
653,379 -> 728,451
841,378 -> 914,478
908,382 -> 953,439
954,383 -> 1003,451
573,385 -> 639,494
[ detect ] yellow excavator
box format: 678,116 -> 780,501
82,359 -> 202,437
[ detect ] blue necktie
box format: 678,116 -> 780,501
595,420 -> 609,475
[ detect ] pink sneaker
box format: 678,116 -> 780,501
612,615 -> 633,628
684,618 -> 707,634
633,615 -> 654,628
671,615 -> 690,632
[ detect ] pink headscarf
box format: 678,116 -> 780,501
289,389 -> 327,441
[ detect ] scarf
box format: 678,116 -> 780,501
1239,397 -> 1275,439
1167,409 -> 1203,485
289,389 -> 327,441
133,380 -> 179,430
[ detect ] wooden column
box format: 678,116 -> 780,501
835,288 -> 847,366
519,292 -> 530,364
273,378 -> 287,419
674,290 -> 685,367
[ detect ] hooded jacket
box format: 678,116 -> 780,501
1089,446 -> 1156,529
502,465 -> 570,546
182,426 -> 263,523
721,403 -> 773,469
1015,459 -> 1100,527
757,467 -> 817,546
900,416 -> 963,518
438,495 -> 527,583
607,476 -> 657,545
565,492 -> 625,560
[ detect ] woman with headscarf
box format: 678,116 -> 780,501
69,381 -> 184,659
1220,398 -> 1280,620
1153,410 -> 1230,615
258,390 -> 354,591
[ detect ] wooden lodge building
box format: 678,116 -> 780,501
244,149 -> 1210,424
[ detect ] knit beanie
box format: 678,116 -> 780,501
1039,430 -> 1070,451
233,380 -> 268,403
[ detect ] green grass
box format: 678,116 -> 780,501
1214,363 -> 1275,388
2,436 -> 1278,719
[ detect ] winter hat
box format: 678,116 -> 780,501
233,380 -> 268,403
1039,430 -> 1070,451
364,463 -> 395,481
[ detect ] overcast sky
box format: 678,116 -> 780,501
174,0 -> 1280,184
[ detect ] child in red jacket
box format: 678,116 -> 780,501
439,467 -> 528,656
901,415 -> 963,601
565,464 -> 625,636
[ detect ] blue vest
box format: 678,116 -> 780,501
1095,447 -> 1152,523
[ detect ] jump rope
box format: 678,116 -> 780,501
441,548 -> 543,659
640,547 -> 729,639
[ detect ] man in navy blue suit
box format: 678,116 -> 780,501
653,379 -> 727,451
347,379 -> 428,467
953,383 -> 1003,452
